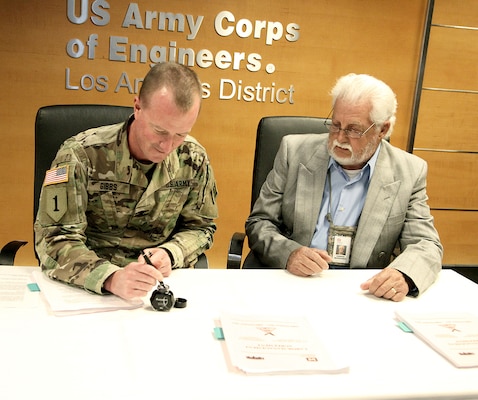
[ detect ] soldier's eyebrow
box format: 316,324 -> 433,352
149,122 -> 167,133
149,122 -> 189,137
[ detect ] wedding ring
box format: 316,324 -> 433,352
391,287 -> 397,295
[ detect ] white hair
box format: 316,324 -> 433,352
330,73 -> 397,139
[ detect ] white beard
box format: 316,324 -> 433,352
327,138 -> 378,168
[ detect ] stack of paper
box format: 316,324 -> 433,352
218,311 -> 349,375
0,268 -> 35,308
32,271 -> 143,316
395,311 -> 478,368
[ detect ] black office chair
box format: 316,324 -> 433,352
227,116 -> 329,269
0,240 -> 28,265
34,104 -> 208,268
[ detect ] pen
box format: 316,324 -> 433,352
142,250 -> 168,292
141,250 -> 153,266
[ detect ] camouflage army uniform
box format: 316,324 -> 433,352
34,117 -> 218,294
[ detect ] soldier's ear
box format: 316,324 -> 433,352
133,97 -> 141,116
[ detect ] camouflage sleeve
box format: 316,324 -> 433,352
159,152 -> 218,269
34,142 -> 119,294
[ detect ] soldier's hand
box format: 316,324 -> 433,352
104,262 -> 163,300
139,248 -> 173,277
286,247 -> 331,276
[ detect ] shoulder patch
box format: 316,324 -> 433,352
45,186 -> 68,222
43,166 -> 69,186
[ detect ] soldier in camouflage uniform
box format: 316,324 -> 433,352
34,62 -> 218,300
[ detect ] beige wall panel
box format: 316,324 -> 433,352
423,26 -> 478,90
1,1 -> 427,267
433,0 -> 478,27
414,0 -> 478,268
433,210 -> 478,265
414,151 -> 478,210
413,90 -> 478,152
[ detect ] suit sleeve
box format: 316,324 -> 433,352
245,137 -> 303,268
388,158 -> 443,294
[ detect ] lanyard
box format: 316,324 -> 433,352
326,169 -> 333,224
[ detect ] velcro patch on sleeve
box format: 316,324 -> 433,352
43,166 -> 69,186
45,186 -> 68,222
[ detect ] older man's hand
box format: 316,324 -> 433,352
360,268 -> 409,301
286,247 -> 332,276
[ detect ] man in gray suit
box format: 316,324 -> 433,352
245,73 -> 443,302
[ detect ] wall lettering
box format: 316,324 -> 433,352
64,0 -> 300,104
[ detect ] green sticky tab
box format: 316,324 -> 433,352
398,321 -> 413,333
27,283 -> 41,292
213,327 -> 225,340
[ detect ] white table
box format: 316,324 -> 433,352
1,267 -> 478,400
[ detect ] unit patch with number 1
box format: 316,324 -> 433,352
43,166 -> 69,222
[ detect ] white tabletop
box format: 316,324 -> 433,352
1,267 -> 478,400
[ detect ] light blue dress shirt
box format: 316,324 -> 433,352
310,144 -> 381,250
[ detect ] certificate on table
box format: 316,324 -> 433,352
219,311 -> 349,375
395,311 -> 478,368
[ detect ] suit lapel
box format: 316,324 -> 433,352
351,144 -> 401,267
294,142 -> 329,244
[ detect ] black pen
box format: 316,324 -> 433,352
141,250 -> 153,266
142,250 -> 167,289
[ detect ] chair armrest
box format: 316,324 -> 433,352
194,253 -> 209,269
0,240 -> 28,265
227,232 -> 246,269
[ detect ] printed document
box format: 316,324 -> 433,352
219,311 -> 349,374
395,311 -> 478,368
0,268 -> 34,308
32,271 -> 143,316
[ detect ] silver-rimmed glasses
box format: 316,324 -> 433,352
323,109 -> 376,139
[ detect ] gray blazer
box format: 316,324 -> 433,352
246,134 -> 443,294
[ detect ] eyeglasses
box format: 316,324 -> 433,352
323,110 -> 376,139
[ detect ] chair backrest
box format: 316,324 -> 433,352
34,104 -> 133,220
250,116 -> 329,209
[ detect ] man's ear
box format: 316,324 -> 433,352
379,121 -> 390,139
133,96 -> 141,116
133,96 -> 141,111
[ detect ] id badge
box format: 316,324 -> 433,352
327,224 -> 356,266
